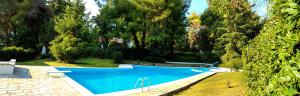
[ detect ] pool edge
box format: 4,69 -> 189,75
58,67 -> 216,96
125,71 -> 216,96
53,68 -> 94,96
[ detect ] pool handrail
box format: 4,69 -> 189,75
134,77 -> 151,92
143,77 -> 150,91
134,78 -> 143,89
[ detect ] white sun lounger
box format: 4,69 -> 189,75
0,59 -> 16,74
47,70 -> 71,78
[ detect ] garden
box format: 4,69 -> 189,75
0,0 -> 299,95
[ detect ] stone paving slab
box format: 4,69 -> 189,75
0,65 -> 82,96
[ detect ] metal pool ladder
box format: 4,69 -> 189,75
134,77 -> 151,92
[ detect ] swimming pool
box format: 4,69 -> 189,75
56,65 -> 211,95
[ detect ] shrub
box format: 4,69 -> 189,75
196,51 -> 219,62
108,41 -> 122,51
220,49 -> 242,71
121,48 -> 140,60
220,58 -> 242,71
0,46 -> 35,61
91,48 -> 114,59
82,43 -> 98,57
39,54 -> 51,59
143,56 -> 165,63
243,0 -> 300,95
49,35 -> 84,63
112,51 -> 122,63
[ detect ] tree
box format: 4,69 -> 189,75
95,0 -> 190,58
11,0 -> 51,49
49,0 -> 87,63
203,0 -> 260,69
187,12 -> 201,50
164,0 -> 191,54
243,0 -> 300,95
0,0 -> 19,44
200,8 -> 223,53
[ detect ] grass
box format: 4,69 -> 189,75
17,58 -> 117,67
174,72 -> 246,96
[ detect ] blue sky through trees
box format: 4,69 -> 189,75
84,0 -> 267,17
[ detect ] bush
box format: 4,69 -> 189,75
143,56 -> 165,63
91,48 -> 114,59
165,52 -> 198,62
243,0 -> 300,95
196,51 -> 219,62
108,41 -> 122,51
112,51 -> 122,63
121,48 -> 139,60
219,58 -> 242,71
40,54 -> 51,59
165,51 -> 218,63
0,46 -> 35,61
49,35 -> 84,63
82,43 -> 99,57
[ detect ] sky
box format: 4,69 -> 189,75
188,0 -> 268,17
84,0 -> 267,17
83,0 -> 99,17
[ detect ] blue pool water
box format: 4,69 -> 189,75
56,65 -> 210,94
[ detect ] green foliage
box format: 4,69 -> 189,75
243,0 -> 300,95
17,58 -> 117,67
49,35 -> 84,63
54,0 -> 87,37
165,51 -> 217,63
202,0 -> 260,70
187,12 -> 201,50
112,51 -> 123,63
50,0 -> 88,63
11,0 -> 52,49
143,56 -> 165,63
95,0 -> 191,57
0,46 -> 35,61
91,48 -> 114,59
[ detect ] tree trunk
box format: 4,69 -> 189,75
132,32 -> 140,49
132,32 -> 143,59
141,28 -> 146,50
170,35 -> 175,54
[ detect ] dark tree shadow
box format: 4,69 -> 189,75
0,67 -> 32,78
229,84 -> 240,88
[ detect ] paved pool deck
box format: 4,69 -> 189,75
0,65 -> 216,96
0,65 -> 81,96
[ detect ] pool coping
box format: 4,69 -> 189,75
56,67 -> 216,96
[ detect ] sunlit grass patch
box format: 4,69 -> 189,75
174,72 -> 246,96
17,58 -> 117,67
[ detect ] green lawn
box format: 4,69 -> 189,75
174,72 -> 246,96
17,58 -> 118,67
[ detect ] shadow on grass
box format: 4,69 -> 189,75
229,84 -> 241,88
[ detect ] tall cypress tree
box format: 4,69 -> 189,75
49,0 -> 87,63
205,0 -> 260,69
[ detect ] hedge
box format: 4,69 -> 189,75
0,46 -> 35,61
243,0 -> 300,95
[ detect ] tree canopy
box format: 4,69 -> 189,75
49,0 -> 88,63
95,0 -> 191,58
